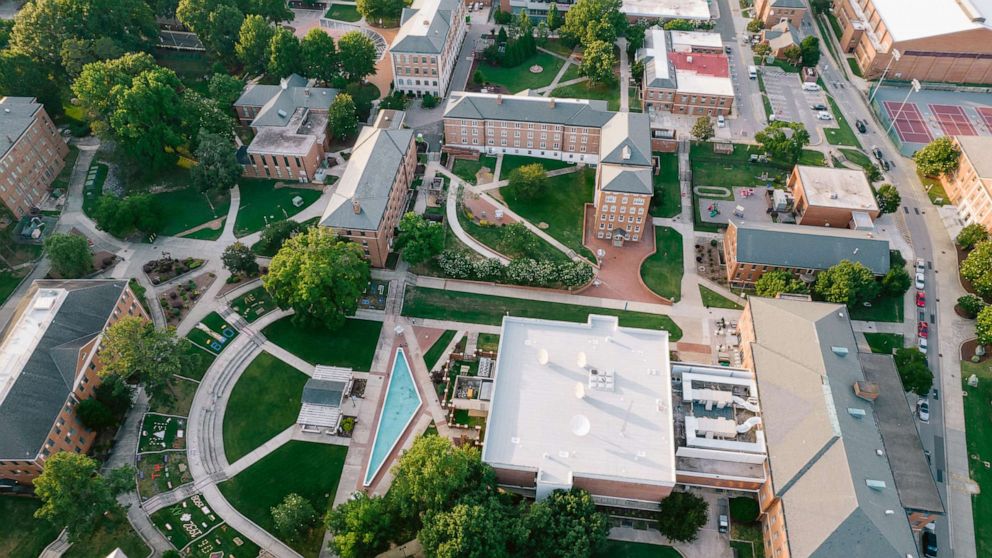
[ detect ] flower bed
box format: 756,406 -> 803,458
435,250 -> 593,290
159,272 -> 216,326
144,257 -> 205,285
138,413 -> 187,453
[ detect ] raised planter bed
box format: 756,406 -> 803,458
158,272 -> 216,326
144,257 -> 205,285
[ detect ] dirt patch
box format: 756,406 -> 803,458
176,217 -> 224,238
961,338 -> 992,362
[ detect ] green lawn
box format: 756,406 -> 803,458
424,330 -> 458,370
477,332 -> 500,352
690,142 -> 791,188
458,206 -> 568,262
840,148 -> 872,168
650,152 -> 681,218
551,80 -> 621,111
542,40 -> 574,58
864,332 -> 904,355
181,339 -> 216,381
223,352 -> 308,462
0,270 -> 26,306
63,513 -> 149,558
596,541 -> 682,558
499,154 -> 575,177
798,149 -> 827,167
640,227 -> 683,302
848,292 -> 904,323
229,286 -> 277,323
149,376 -> 199,416
452,156 -> 498,185
219,442 -> 347,557
234,179 -> 322,237
262,317 -> 381,370
560,63 -> 582,82
700,285 -> 744,309
0,496 -> 62,558
402,286 -> 683,338
918,172 -> 949,206
846,57 -> 864,78
138,413 -> 186,452
823,96 -> 861,147
500,168 -> 596,261
475,51 -> 565,93
150,495 -> 223,550
153,186 -> 231,238
961,360 -> 992,557
155,49 -> 214,96
325,3 -> 361,21
82,162 -> 108,218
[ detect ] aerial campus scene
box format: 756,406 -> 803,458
2,0 -> 992,556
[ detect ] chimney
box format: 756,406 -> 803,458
305,88 -> 311,97
280,77 -> 289,90
687,55 -> 693,64
549,97 -> 556,108
352,200 -> 361,214
496,94 -> 503,105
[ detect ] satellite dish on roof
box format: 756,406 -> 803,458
570,415 -> 591,437
537,348 -> 549,365
576,351 -> 587,368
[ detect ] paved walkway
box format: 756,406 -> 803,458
444,176 -> 509,264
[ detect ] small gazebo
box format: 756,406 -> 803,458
297,366 -> 353,434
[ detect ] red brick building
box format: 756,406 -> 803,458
0,97 -> 70,217
636,28 -> 736,117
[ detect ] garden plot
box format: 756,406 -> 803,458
138,413 -> 187,452
229,287 -> 275,323
186,312 -> 239,355
136,452 -> 192,500
150,494 -> 222,550
184,523 -> 260,558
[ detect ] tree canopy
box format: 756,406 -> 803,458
338,31 -> 378,83
961,241 -> 992,299
44,233 -> 92,278
656,491 -> 709,543
271,493 -> 317,542
957,223 -> 989,251
263,227 -> 370,330
100,316 -> 191,399
192,129 -> 241,193
507,163 -> 548,200
356,0 -> 404,24
691,116 -> 715,141
813,260 -> 879,306
222,242 -> 259,276
267,27 -> 303,77
893,348 -> 933,395
420,497 -> 525,558
326,492 -> 395,558
913,137 -> 960,177
754,269 -> 807,298
958,294 -> 985,319
301,28 -> 339,84
755,121 -> 811,164
523,488 -> 609,557
800,36 -> 821,67
235,14 -> 274,75
93,194 -> 163,237
395,212 -> 444,265
578,39 -> 616,84
328,93 -> 359,140
33,452 -> 133,541
874,183 -> 901,214
561,0 -> 626,46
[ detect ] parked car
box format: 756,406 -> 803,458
922,524 -> 938,557
801,82 -> 821,92
917,292 -> 926,307
918,321 -> 929,338
872,146 -> 884,161
718,500 -> 729,534
817,111 -> 833,120
918,399 -> 930,421
916,258 -> 926,273
933,388 -> 939,400
856,119 -> 867,133
718,114 -> 726,128
918,337 -> 929,355
810,103 -> 827,110
881,159 -> 891,171
725,45 -> 732,54
916,272 -> 926,290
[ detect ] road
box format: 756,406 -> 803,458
713,0 -> 765,139
810,15 -> 975,558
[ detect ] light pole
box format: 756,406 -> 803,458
883,79 -> 922,139
868,48 -> 901,105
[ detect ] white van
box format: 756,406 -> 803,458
748,65 -> 758,79
801,82 -> 821,92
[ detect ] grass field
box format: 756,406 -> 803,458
325,3 -> 361,20
476,52 -> 566,93
477,332 -> 500,352
864,332 -> 904,355
459,205 -> 568,262
499,154 -> 575,177
823,96 -> 861,147
452,156 -> 498,184
848,292 -> 904,323
962,360 -> 992,557
0,270 -> 26,306
424,330 -> 458,370
690,142 -> 791,188
234,179 -> 322,237
153,186 -> 231,239
640,227 -> 683,302
798,149 -> 827,167
501,168 -> 596,261
700,285 -> 744,309
223,352 -> 308,462
148,376 -> 199,416
262,317 -> 381,370
63,513 -> 149,558
219,442 -> 347,557
552,80 -> 621,111
402,286 -> 683,338
0,496 -> 61,558
650,152 -> 681,218
543,40 -> 574,57
229,286 -> 277,323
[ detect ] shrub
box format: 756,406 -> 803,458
958,294 -> 985,319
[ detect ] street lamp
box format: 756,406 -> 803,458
868,48 -> 901,105
883,79 -> 922,139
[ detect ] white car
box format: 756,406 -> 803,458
916,258 -> 926,274
918,337 -> 928,355
915,272 -> 925,290
717,114 -> 726,128
917,399 -> 930,422
817,111 -> 833,121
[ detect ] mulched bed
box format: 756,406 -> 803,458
349,378 -> 367,398
144,257 -> 206,285
159,272 -> 216,326
961,338 -> 992,363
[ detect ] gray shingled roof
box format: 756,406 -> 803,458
0,280 -> 126,460
732,221 -> 890,274
599,165 -> 652,194
636,28 -> 677,90
302,378 -> 346,407
600,113 -> 652,166
234,75 -> 337,128
770,0 -> 806,7
234,75 -> 307,107
444,93 -> 613,127
0,97 -> 43,159
320,126 -> 414,231
391,0 -> 460,54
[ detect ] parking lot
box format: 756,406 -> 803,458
762,68 -> 824,144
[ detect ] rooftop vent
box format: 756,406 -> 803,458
570,415 -> 591,436
621,145 -> 632,160
538,348 -> 549,366
277,109 -> 288,118
576,351 -> 587,368
352,200 -> 361,214
866,479 -> 887,490
831,346 -> 849,357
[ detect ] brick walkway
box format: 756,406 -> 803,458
581,208 -> 669,304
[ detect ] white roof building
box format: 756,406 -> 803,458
868,0 -> 992,42
621,0 -> 712,20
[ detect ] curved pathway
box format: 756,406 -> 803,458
443,176 -> 510,264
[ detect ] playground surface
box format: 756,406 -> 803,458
698,187 -> 770,226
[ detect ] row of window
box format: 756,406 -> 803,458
603,195 -> 646,206
396,55 -> 438,65
397,79 -> 439,87
645,90 -> 730,105
456,120 -> 591,134
398,66 -> 438,76
599,214 -> 644,224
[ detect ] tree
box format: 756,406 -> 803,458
754,269 -> 807,298
979,305 -> 992,345
191,129 -> 242,193
561,0 -> 625,46
881,266 -> 911,296
914,136 -> 960,177
894,348 -> 932,395
271,493 -> 317,542
875,183 -> 901,214
33,452 -> 133,541
256,219 -> 305,256
578,39 -> 616,84
957,223 -> 989,251
662,18 -> 695,31
94,374 -> 134,417
338,31 -> 378,83
208,73 -> 245,107
108,67 -> 188,172
328,93 -> 359,140
507,163 -> 548,200
625,21 -> 650,53
268,27 -> 302,77
326,493 -> 395,558
355,0 -> 404,24
204,4 -> 245,62
301,28 -> 338,83
755,121 -> 810,164
657,491 -> 708,543
800,35 -> 820,67
93,194 -> 163,237
395,212 -> 444,265
961,241 -> 992,299
814,260 -> 880,306
44,233 -> 91,278
180,89 -> 236,144
753,43 -> 771,58
71,51 -> 158,136
249,0 -> 292,23
100,316 -> 190,399
379,91 -> 408,110
523,489 -> 609,557
75,398 -> 117,431
747,18 -> 764,33
421,93 -> 438,109
781,44 -> 802,66
60,36 -> 124,78
959,294 -> 985,319
236,14 -> 274,75
691,116 -> 715,141
222,242 -> 259,276
0,50 -> 63,116
263,227 -> 370,330
546,2 -> 561,30
420,497 -> 525,558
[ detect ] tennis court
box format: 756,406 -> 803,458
978,107 -> 992,131
884,101 -> 933,144
930,104 -> 978,136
